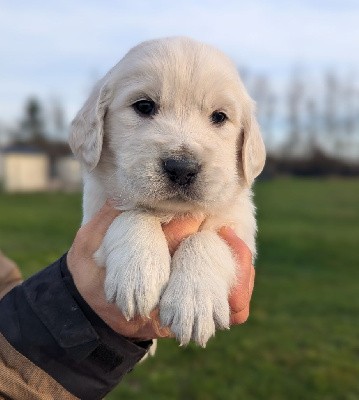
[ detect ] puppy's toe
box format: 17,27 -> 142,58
160,296 -> 194,346
192,312 -> 216,348
134,283 -> 160,318
159,300 -> 174,327
169,312 -> 194,347
160,295 -> 217,347
104,266 -> 119,303
116,287 -> 136,321
104,267 -> 136,319
213,297 -> 230,330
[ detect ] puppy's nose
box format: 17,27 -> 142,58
162,158 -> 200,186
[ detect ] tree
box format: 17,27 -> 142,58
20,97 -> 46,143
306,97 -> 319,156
324,71 -> 340,152
51,97 -> 66,140
283,70 -> 305,157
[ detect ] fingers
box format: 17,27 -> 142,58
218,227 -> 252,267
229,263 -> 255,314
218,227 -> 255,323
230,266 -> 255,324
162,216 -> 204,255
149,309 -> 174,338
115,309 -> 174,340
230,305 -> 250,325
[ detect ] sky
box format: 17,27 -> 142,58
0,0 -> 358,142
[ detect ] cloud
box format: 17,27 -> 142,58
0,0 -> 358,125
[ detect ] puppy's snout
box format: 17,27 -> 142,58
162,158 -> 200,186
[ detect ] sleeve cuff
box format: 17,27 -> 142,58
0,254 -> 152,399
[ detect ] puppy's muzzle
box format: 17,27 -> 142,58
162,157 -> 200,186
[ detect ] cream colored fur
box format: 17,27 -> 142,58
69,37 -> 265,347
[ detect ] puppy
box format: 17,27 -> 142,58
69,37 -> 265,347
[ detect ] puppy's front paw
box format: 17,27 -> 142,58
160,231 -> 236,347
103,212 -> 171,319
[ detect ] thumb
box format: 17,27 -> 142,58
162,216 -> 204,255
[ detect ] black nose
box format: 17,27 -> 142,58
162,158 -> 200,186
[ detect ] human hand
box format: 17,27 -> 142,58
67,202 -> 255,341
218,227 -> 256,325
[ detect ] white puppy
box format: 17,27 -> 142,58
69,37 -> 265,347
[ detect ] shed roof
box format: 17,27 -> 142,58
1,145 -> 45,155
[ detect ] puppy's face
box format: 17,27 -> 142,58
70,37 -> 265,213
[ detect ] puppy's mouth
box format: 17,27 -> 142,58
151,184 -> 199,207
142,181 -> 205,213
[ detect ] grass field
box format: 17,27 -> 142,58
0,178 -> 358,399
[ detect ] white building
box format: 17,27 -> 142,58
1,146 -> 49,192
0,145 -> 82,192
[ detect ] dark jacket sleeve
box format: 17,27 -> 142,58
0,254 -> 152,400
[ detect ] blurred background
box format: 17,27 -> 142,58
0,1 -> 358,399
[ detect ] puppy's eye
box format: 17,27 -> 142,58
211,111 -> 227,125
133,99 -> 157,116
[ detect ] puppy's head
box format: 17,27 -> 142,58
69,37 -> 265,213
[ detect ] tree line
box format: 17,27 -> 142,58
243,68 -> 359,176
1,67 -> 359,176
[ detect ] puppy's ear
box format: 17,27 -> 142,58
69,80 -> 112,171
241,104 -> 266,186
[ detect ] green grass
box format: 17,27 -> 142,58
0,193 -> 82,278
0,178 -> 358,400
